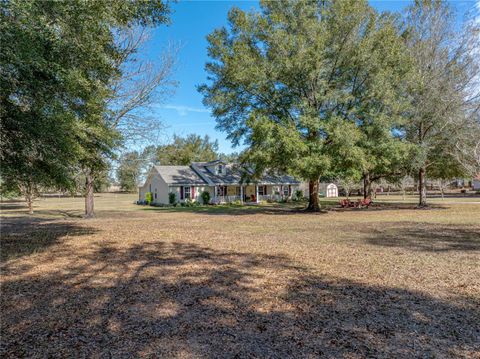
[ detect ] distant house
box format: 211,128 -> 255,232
473,175 -> 480,191
139,159 -> 300,204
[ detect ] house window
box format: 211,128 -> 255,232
216,186 -> 226,196
184,186 -> 191,199
154,189 -> 157,199
216,164 -> 223,175
236,186 -> 241,196
258,186 -> 265,196
283,185 -> 289,196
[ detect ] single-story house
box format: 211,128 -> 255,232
139,159 -> 300,204
473,174 -> 480,191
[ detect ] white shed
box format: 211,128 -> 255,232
298,181 -> 339,198
324,183 -> 338,198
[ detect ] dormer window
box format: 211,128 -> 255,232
216,164 -> 224,175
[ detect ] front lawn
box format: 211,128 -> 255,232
1,194 -> 479,357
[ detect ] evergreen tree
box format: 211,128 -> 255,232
117,151 -> 143,192
403,0 -> 480,206
200,0 -> 411,211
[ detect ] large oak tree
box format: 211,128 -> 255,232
200,0 -> 410,211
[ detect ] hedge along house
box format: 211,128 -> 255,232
138,159 -> 300,205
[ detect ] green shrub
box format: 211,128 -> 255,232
201,191 -> 211,205
181,199 -> 198,207
169,192 -> 177,205
295,189 -> 303,200
151,202 -> 167,207
145,192 -> 153,205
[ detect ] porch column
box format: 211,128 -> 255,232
255,185 -> 259,203
240,185 -> 243,203
213,186 -> 217,203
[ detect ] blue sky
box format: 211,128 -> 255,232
142,0 -> 477,154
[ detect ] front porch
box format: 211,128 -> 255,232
212,184 -> 294,204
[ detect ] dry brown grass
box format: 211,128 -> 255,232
1,194 -> 479,358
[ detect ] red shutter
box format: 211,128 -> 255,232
180,186 -> 184,200
192,186 -> 195,199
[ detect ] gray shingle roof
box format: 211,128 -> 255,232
191,162 -> 299,185
191,163 -> 243,185
152,161 -> 300,186
154,166 -> 205,185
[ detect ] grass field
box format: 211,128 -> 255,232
1,193 -> 479,358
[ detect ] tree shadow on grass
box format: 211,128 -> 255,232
365,222 -> 480,252
331,202 -> 448,212
0,216 -> 97,262
140,203 -> 310,216
140,201 -> 451,216
1,241 -> 478,358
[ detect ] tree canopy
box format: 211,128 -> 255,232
200,0 -> 411,210
155,134 -> 219,165
403,0 -> 480,206
117,151 -> 143,192
0,0 -> 171,213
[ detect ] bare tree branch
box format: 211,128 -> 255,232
108,28 -> 179,146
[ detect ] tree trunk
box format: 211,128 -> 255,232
85,170 -> 95,218
306,179 -> 320,212
363,173 -> 373,199
26,194 -> 33,214
418,167 -> 427,207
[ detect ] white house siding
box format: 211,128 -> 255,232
266,185 -> 274,196
169,185 -> 211,203
194,186 -> 211,203
245,185 -> 256,198
138,184 -> 147,202
169,186 -> 181,203
153,174 -> 169,204
139,172 -> 169,204
473,179 -> 480,190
